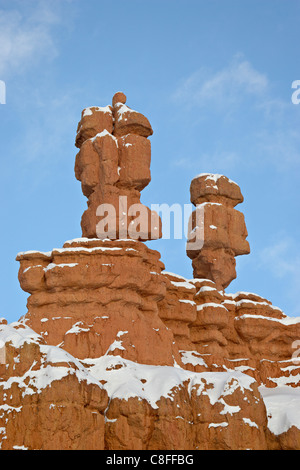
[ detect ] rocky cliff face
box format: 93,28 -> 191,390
1,93 -> 300,450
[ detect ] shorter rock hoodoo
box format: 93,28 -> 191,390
186,173 -> 250,290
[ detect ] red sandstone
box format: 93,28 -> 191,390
0,94 -> 299,450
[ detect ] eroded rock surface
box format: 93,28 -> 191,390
6,239 -> 299,450
0,321 -> 269,450
16,238 -> 180,367
1,95 -> 300,450
75,93 -> 161,240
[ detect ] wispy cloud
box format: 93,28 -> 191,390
172,55 -> 268,110
0,0 -> 79,185
0,1 -> 64,77
171,55 -> 300,173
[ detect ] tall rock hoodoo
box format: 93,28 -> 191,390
0,93 -> 300,450
75,92 -> 161,241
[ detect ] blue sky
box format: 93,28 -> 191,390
0,0 -> 300,323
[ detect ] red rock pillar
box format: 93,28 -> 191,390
186,173 -> 250,290
75,92 -> 162,241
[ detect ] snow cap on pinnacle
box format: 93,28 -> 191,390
190,173 -> 244,207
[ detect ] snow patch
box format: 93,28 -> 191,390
83,106 -> 112,117
192,173 -> 238,187
180,350 -> 208,368
259,386 -> 300,435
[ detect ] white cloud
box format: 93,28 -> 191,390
172,56 -> 268,109
0,1 -> 62,76
172,55 -> 300,173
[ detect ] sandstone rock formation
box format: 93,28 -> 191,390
75,92 -> 161,241
186,174 -> 250,290
1,93 -> 300,450
16,238 -> 181,367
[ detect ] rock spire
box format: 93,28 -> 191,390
75,92 -> 161,241
186,173 -> 250,290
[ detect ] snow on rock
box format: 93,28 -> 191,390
162,271 -> 188,282
236,314 -> 300,325
179,299 -> 196,306
1,319 -> 266,450
0,322 -> 43,349
259,386 -> 300,435
180,350 -> 208,368
197,302 -> 228,311
192,173 -> 239,187
65,322 -> 91,336
170,281 -> 196,291
227,291 -> 269,301
115,103 -> 137,121
0,322 -> 102,396
81,354 -> 256,410
82,106 -> 112,117
209,422 -> 228,428
16,250 -> 52,259
198,286 -> 218,293
0,321 -> 109,450
243,418 -> 259,429
63,237 -> 139,246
